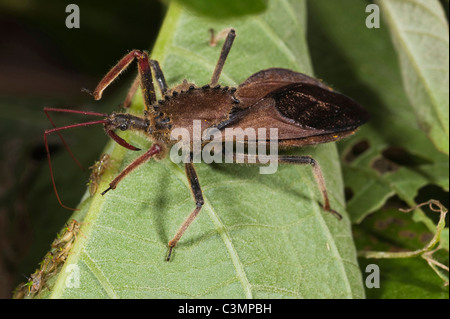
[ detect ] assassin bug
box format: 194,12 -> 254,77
44,29 -> 369,261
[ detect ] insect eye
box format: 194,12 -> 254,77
119,123 -> 128,130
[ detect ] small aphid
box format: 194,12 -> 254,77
23,270 -> 45,296
16,219 -> 80,298
13,219 -> 81,298
39,251 -> 57,274
53,240 -> 75,263
52,219 -> 80,248
52,219 -> 80,264
87,154 -> 111,196
14,258 -> 51,298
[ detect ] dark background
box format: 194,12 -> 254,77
0,0 -> 164,298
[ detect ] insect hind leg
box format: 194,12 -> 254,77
227,152 -> 342,220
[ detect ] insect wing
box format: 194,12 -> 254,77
268,82 -> 370,132
235,68 -> 330,108
218,81 -> 369,145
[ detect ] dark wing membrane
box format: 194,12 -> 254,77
235,68 -> 330,108
267,83 -> 370,132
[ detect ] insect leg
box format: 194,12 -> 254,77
101,143 -> 162,195
82,50 -> 157,112
209,27 -> 234,47
135,51 -> 157,112
277,155 -> 342,219
122,60 -> 167,108
166,161 -> 204,261
150,60 -> 168,95
229,152 -> 342,220
210,29 -> 236,87
83,50 -> 140,100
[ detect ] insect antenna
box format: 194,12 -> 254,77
44,108 -> 107,169
43,108 -> 108,210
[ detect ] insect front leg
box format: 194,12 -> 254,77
83,50 -> 157,112
101,143 -> 162,195
166,161 -> 204,261
228,152 -> 342,220
122,60 -> 168,108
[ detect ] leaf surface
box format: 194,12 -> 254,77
378,0 -> 449,154
307,0 -> 449,226
307,0 -> 449,298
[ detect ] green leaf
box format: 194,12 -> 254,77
174,0 -> 268,18
307,0 -> 449,228
377,0 -> 449,155
307,0 -> 449,298
440,228 -> 449,251
354,208 -> 449,298
38,0 -> 364,299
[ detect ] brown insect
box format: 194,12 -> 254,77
44,29 -> 369,261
